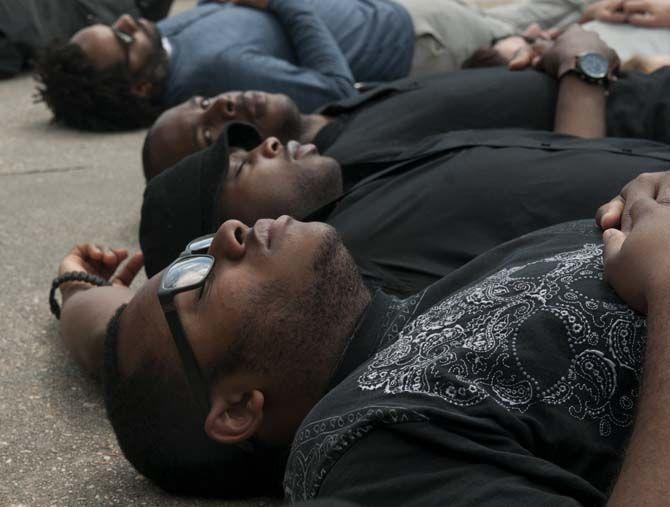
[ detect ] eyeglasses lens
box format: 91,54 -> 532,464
187,236 -> 214,254
113,28 -> 134,46
163,256 -> 214,291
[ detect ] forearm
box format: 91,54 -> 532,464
554,74 -> 606,137
579,7 -> 596,22
59,284 -> 134,380
268,0 -> 354,84
608,292 -> 670,505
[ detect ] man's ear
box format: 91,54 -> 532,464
130,80 -> 154,97
204,389 -> 264,445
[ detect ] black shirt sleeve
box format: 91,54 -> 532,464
317,423 -> 595,507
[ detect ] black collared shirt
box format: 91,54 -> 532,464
311,129 -> 670,296
315,68 -> 558,177
285,220 -> 646,506
313,67 -> 670,188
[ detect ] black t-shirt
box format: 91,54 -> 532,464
314,129 -> 670,296
312,68 -> 670,189
285,220 -> 646,506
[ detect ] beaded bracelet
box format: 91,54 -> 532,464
49,271 -> 111,319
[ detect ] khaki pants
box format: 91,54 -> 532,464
396,0 -> 595,74
395,0 -> 514,74
585,21 -> 670,61
485,0 -> 589,31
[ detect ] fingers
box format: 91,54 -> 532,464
602,227 -> 626,273
508,46 -> 534,70
628,13 -> 660,26
111,252 -> 145,288
532,38 -> 552,54
596,172 -> 670,231
111,248 -> 129,264
596,195 -> 625,229
623,0 -> 650,14
626,195 -> 657,228
620,174 -> 659,232
508,38 -> 550,72
522,23 -> 543,39
547,27 -> 563,39
86,244 -> 127,269
656,176 -> 670,206
530,39 -> 553,71
609,48 -> 621,73
85,244 -> 106,263
597,10 -> 628,22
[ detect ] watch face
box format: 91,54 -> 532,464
578,53 -> 609,79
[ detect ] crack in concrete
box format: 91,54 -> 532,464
0,166 -> 88,177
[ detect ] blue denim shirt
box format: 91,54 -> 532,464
158,0 -> 414,112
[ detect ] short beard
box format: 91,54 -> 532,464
292,160 -> 343,220
135,22 -> 169,98
275,102 -> 303,143
217,227 -> 368,399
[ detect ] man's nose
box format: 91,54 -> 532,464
208,220 -> 249,262
259,137 -> 281,158
204,95 -> 238,123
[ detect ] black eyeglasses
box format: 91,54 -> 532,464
181,234 -> 215,256
111,26 -> 134,67
158,237 -> 255,452
158,254 -> 215,416
86,15 -> 135,68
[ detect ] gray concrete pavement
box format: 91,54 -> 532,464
0,1 -> 270,505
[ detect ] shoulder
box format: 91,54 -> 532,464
285,404 -> 429,502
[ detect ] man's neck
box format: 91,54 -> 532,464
260,288 -> 372,446
299,114 -> 334,144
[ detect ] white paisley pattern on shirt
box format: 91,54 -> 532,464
358,244 -> 646,437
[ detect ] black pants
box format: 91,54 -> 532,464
0,33 -> 23,78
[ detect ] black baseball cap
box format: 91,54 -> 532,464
140,122 -> 263,277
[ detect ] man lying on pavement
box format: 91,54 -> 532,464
141,119 -> 670,298
50,170 -> 668,503
145,25 -> 653,179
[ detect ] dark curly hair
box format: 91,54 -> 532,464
34,42 -> 164,131
461,47 -> 508,70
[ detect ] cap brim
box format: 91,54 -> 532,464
140,122 -> 262,277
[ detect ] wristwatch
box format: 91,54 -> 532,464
563,52 -> 611,88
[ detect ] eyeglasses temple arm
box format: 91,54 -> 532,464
164,308 -> 212,416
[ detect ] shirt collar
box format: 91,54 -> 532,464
327,290 -> 397,390
161,37 -> 172,57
